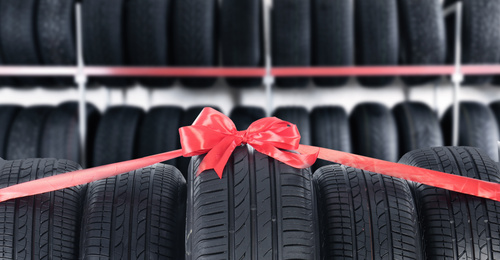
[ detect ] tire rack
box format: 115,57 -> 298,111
0,1 -> 495,166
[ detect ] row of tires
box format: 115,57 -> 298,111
0,145 -> 498,259
0,0 -> 499,88
0,101 -> 499,171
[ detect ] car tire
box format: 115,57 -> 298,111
399,146 -> 500,259
350,103 -> 398,161
80,164 -> 186,259
0,158 -> 85,259
92,106 -> 144,166
185,145 -> 320,259
393,102 -> 443,158
313,164 -> 423,259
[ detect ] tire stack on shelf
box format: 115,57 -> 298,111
1,0 -> 500,259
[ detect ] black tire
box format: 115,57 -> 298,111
80,164 -> 186,259
355,0 -> 398,87
350,103 -> 398,162
441,102 -> 499,161
489,101 -> 500,138
229,106 -> 266,130
273,106 -> 311,145
92,106 -> 144,167
312,0 -> 353,87
221,0 -> 262,88
6,106 -> 53,160
310,106 -> 351,170
0,0 -> 50,87
40,102 -> 100,167
272,0 -> 311,88
178,106 -> 221,175
313,164 -> 422,259
138,106 -> 183,168
0,158 -> 84,259
37,0 -> 77,87
172,0 -> 217,88
0,105 -> 21,159
399,147 -> 500,259
393,102 -> 443,158
186,145 -> 320,259
126,0 -> 174,88
446,0 -> 500,85
181,106 -> 222,127
82,0 -> 129,87
398,0 -> 446,86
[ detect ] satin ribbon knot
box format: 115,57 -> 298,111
179,107 -> 319,178
236,130 -> 249,144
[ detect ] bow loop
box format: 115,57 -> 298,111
179,108 -> 318,178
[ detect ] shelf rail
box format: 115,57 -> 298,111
0,65 -> 497,77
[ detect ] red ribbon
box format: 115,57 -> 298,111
179,107 -> 318,178
0,107 -> 499,203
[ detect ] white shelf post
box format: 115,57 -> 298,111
75,3 -> 88,167
263,0 -> 274,117
444,2 -> 464,147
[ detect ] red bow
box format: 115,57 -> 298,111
179,107 -> 319,178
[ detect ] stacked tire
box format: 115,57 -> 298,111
400,147 -> 500,259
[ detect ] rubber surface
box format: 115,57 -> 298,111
441,102 -> 499,161
0,158 -> 84,259
92,106 -> 144,166
313,164 -> 422,259
138,106 -> 183,168
37,0 -> 77,86
0,0 -> 49,87
446,0 -> 500,85
126,0 -> 174,88
398,0 -> 446,86
272,0 -> 311,88
230,106 -> 266,130
80,164 -> 186,259
489,101 -> 500,139
221,0 -> 262,88
399,147 -> 500,259
172,0 -> 217,88
186,145 -> 319,259
82,0 -> 129,87
312,0 -> 353,87
40,102 -> 100,167
355,0 -> 398,87
0,105 -> 21,159
181,106 -> 222,128
6,106 -> 53,160
393,102 -> 443,158
310,106 -> 351,170
273,107 -> 311,145
350,103 -> 398,162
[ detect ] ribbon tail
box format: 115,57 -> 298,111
298,144 -> 500,203
0,149 -> 184,203
253,143 -> 319,169
197,137 -> 240,178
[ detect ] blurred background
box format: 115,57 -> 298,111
0,0 -> 499,175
